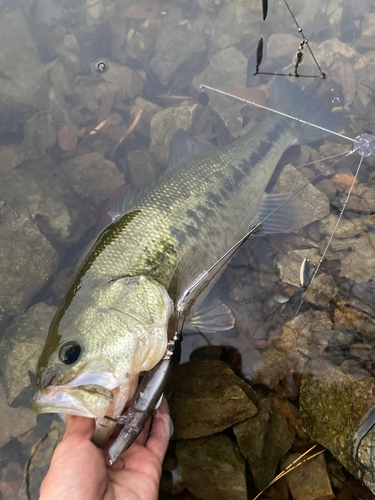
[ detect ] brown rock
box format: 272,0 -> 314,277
281,453 -> 334,500
302,274 -> 339,307
169,360 -> 258,439
62,152 -> 124,208
334,300 -> 375,344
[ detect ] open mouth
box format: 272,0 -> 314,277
30,384 -> 115,418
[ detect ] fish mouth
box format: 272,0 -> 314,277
30,384 -> 115,418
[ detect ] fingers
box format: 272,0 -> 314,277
135,416 -> 152,446
145,396 -> 172,464
63,415 -> 96,443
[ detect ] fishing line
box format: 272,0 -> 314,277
199,84 -> 355,144
294,152 -> 365,316
282,0 -> 325,78
293,150 -> 351,170
255,151 -> 355,229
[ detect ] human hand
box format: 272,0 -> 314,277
39,397 -> 171,500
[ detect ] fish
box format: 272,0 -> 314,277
30,78 -> 342,445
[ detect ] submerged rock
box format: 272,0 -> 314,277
130,97 -> 162,137
233,398 -> 295,491
253,310 -> 333,387
192,47 -> 247,137
150,104 -> 211,165
0,205 -> 58,317
300,359 -> 375,495
0,9 -> 44,90
334,300 -> 375,344
272,164 -> 330,229
302,273 -> 339,308
0,145 -> 22,174
0,156 -> 93,248
0,9 -> 43,130
0,383 -> 36,448
24,419 -> 65,500
209,0 -> 260,52
319,213 -> 367,239
0,302 -> 57,406
277,248 -> 321,287
169,359 -> 258,439
149,24 -> 206,86
127,150 -> 159,189
62,152 -> 124,209
176,433 -> 247,500
21,112 -> 57,157
340,233 -> 375,283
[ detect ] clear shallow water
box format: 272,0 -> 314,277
0,0 -> 375,498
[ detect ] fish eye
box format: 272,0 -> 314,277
59,342 -> 81,365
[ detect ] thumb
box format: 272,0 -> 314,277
63,415 -> 96,443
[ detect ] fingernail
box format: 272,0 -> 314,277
169,417 -> 174,439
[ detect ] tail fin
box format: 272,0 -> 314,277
269,78 -> 346,144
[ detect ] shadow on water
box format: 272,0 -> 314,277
0,0 -> 375,499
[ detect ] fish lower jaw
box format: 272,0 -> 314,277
30,386 -> 112,419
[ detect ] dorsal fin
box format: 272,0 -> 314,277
166,129 -> 213,171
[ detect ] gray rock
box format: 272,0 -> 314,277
130,97 -> 162,137
33,0 -> 64,26
276,248 -> 321,287
302,273 -> 339,307
319,212 -> 367,238
209,0 -> 260,52
21,113 -> 57,157
150,104 -> 211,165
169,360 -> 258,439
127,150 -> 159,189
272,164 -> 330,229
233,398 -> 295,491
277,310 -> 333,373
0,302 -> 57,405
24,419 -> 65,500
315,179 -> 337,201
0,9 -> 44,90
0,145 -> 22,174
101,63 -> 144,99
0,462 -> 24,500
300,359 -> 375,495
267,34 -> 301,66
0,383 -> 36,448
340,234 -> 375,283
192,47 -> 247,137
50,62 -> 72,96
176,434 -> 247,500
98,113 -> 128,145
149,24 -> 206,86
360,13 -> 375,49
0,205 -> 58,316
310,38 -> 358,68
0,156 -> 93,248
0,78 -> 37,133
62,152 -> 124,209
361,214 -> 375,229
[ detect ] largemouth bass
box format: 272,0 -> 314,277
30,79 -> 341,444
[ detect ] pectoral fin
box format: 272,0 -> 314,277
184,297 -> 235,334
250,192 -> 300,235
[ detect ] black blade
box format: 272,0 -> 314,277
255,37 -> 263,74
262,0 -> 268,20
